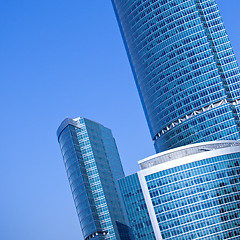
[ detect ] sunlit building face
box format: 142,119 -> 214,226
112,0 -> 240,152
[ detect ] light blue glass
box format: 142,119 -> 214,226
112,0 -> 240,152
146,152 -> 240,239
57,117 -> 133,240
119,144 -> 240,239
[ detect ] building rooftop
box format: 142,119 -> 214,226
138,141 -> 240,170
56,117 -> 104,138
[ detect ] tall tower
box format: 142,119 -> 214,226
112,0 -> 240,152
57,117 -> 133,240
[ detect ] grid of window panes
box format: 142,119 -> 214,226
195,0 -> 240,101
154,104 -> 240,151
145,153 -> 240,239
118,173 -> 156,240
112,0 -> 240,152
58,118 -> 129,240
81,118 -> 130,240
58,124 -> 102,238
194,0 -> 240,134
75,119 -> 117,240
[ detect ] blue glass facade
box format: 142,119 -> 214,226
118,173 -> 156,240
57,117 -> 133,240
112,0 -> 240,152
146,154 -> 240,239
119,141 -> 240,239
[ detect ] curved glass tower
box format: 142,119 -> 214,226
112,0 -> 240,152
119,141 -> 240,239
57,117 -> 133,240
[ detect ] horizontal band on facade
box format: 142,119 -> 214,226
139,140 -> 240,170
85,230 -> 108,240
153,98 -> 240,141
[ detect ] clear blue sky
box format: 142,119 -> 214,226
0,1 -> 239,239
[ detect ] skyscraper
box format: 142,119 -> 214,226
57,117 -> 133,240
119,141 -> 240,239
112,0 -> 240,152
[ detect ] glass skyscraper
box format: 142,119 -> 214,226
112,0 -> 240,152
57,117 -> 133,240
119,141 -> 240,239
